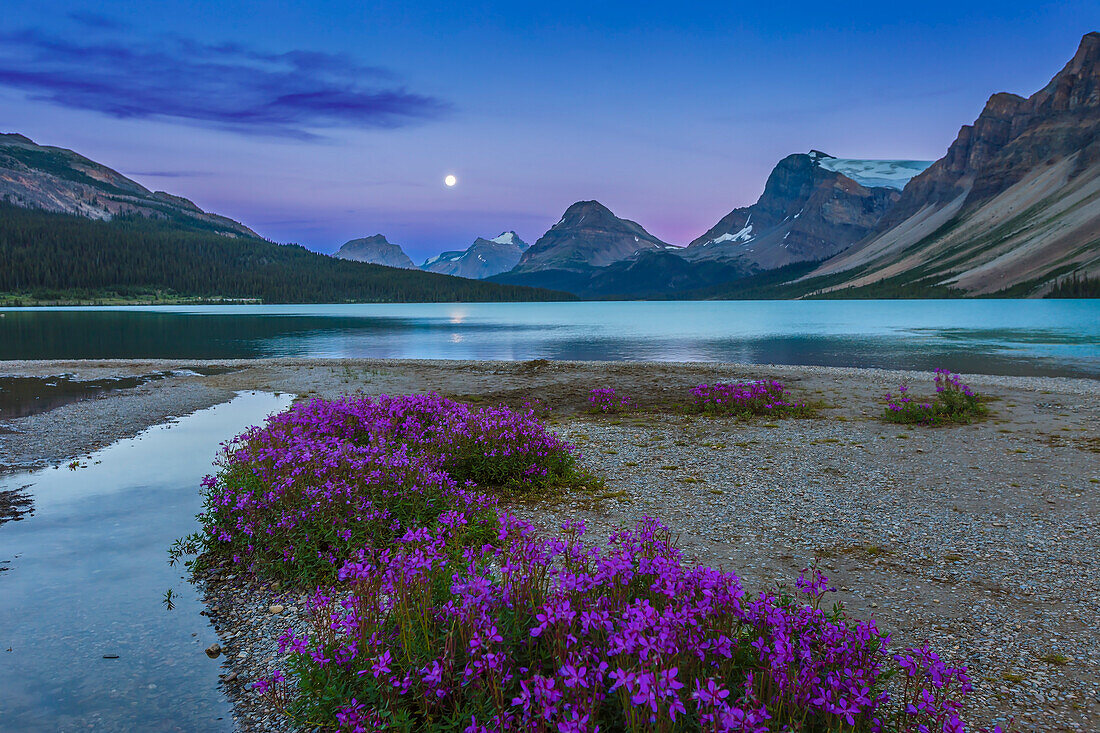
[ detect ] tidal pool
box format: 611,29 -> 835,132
0,391 -> 292,731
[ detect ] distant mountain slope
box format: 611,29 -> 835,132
0,203 -> 574,303
684,151 -> 927,272
511,200 -> 676,273
807,32 -> 1100,296
571,250 -> 750,299
334,234 -> 416,269
0,133 -> 258,238
421,231 -> 528,279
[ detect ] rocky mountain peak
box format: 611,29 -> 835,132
1032,31 -> 1100,113
809,32 -> 1100,296
355,234 -> 388,245
552,200 -> 620,230
420,231 -> 528,279
489,231 -> 527,248
512,200 -> 672,272
871,31 -> 1100,229
334,234 -> 416,269
685,150 -> 916,270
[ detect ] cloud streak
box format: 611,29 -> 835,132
67,11 -> 129,30
0,29 -> 450,138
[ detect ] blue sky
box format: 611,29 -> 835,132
2,1 -> 1097,262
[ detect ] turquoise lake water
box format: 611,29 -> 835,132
0,300 -> 1097,377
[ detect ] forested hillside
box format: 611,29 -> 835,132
0,204 -> 573,303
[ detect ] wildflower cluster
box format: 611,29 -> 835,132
197,394 -> 584,582
883,370 -> 987,426
688,381 -> 811,419
198,393 -> 983,732
588,388 -> 634,415
265,515 -> 976,733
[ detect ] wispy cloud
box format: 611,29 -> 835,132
0,29 -> 450,138
125,170 -> 214,178
66,11 -> 129,30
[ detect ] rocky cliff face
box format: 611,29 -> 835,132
334,234 -> 416,269
685,152 -> 926,271
811,32 -> 1100,295
421,231 -> 528,279
511,201 -> 674,273
0,133 -> 259,238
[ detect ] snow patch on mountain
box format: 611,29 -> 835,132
707,224 -> 754,246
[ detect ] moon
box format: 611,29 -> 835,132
444,174 -> 457,187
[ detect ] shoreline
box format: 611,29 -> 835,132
2,357 -> 1097,473
1,359 -> 1098,730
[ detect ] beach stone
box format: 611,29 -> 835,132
205,643 -> 222,658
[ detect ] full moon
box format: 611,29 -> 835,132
444,174 -> 457,187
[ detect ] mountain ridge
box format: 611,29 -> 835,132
0,133 -> 259,238
807,31 -> 1100,296
683,151 -> 926,273
512,200 -> 676,273
421,231 -> 528,279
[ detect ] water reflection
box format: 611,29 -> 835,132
0,368 -> 235,419
0,391 -> 292,731
0,301 -> 1096,377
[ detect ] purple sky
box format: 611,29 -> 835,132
3,1 -> 1097,263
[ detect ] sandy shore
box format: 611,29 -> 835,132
1,358 -> 1097,730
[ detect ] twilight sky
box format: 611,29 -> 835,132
2,1 -> 1097,263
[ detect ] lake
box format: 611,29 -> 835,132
0,300 -> 1097,377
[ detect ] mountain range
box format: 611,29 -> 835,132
488,157 -> 929,296
420,232 -> 529,279
1,33 -> 1097,300
0,136 -> 570,303
332,231 -> 530,280
493,32 -> 1099,298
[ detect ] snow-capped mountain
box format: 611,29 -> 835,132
420,231 -> 529,279
684,151 -> 926,271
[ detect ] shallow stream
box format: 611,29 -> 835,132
0,391 -> 291,731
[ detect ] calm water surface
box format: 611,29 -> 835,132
1,301 -> 1097,377
0,391 -> 292,731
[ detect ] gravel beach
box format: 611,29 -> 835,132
1,358 -> 1097,731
